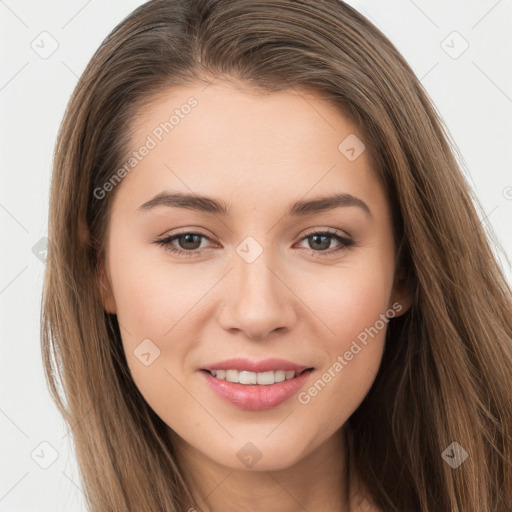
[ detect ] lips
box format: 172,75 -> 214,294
200,357 -> 315,411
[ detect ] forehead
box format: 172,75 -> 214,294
132,80 -> 362,159
113,80 -> 388,219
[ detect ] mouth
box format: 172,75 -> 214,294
199,360 -> 315,411
201,367 -> 313,385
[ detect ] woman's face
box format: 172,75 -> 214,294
100,80 -> 409,472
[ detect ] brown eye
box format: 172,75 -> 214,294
307,234 -> 333,251
154,232 -> 213,257
297,230 -> 355,257
175,233 -> 203,251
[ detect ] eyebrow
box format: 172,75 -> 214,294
137,191 -> 372,218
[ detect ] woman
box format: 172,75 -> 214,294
41,0 -> 512,510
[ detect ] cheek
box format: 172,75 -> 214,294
297,249 -> 395,348
109,260 -> 200,420
104,230 -> 193,384
110,264 -> 198,379
291,245 -> 394,416
294,288 -> 391,444
107,231 -> 201,339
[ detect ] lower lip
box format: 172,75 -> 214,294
201,369 -> 314,411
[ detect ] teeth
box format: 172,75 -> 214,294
225,369 -> 239,383
240,371 -> 257,385
208,369 -> 298,385
273,370 -> 286,383
257,371 -> 276,385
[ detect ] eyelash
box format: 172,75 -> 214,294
154,229 -> 356,258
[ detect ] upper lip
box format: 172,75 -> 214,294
201,358 -> 313,374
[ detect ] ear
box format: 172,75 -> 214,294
388,267 -> 414,317
98,256 -> 117,314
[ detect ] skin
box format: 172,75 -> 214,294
99,79 -> 412,512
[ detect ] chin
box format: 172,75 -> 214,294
202,433 -> 312,472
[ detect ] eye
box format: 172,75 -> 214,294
154,228 -> 355,258
154,230 -> 215,258
295,229 -> 355,257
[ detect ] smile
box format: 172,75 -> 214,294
206,369 -> 301,385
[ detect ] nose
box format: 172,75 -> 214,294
217,247 -> 298,341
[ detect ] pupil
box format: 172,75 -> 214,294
181,234 -> 200,249
311,235 -> 329,251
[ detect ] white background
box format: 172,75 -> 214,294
1,1 -> 511,510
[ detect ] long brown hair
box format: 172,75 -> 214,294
41,0 -> 512,510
